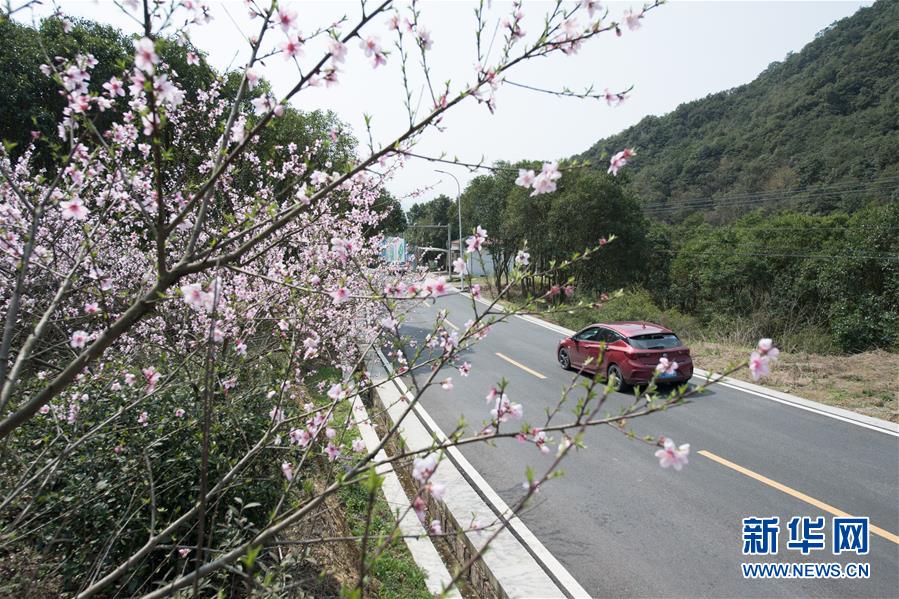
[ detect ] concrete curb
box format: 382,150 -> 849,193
456,290 -> 898,437
368,349 -> 590,599
351,394 -> 461,597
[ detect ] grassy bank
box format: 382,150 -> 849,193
291,367 -> 431,598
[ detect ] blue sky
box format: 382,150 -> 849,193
25,1 -> 871,205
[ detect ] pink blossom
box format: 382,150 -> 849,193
465,225 -> 488,253
603,88 -> 626,107
70,330 -> 88,349
324,442 -> 341,461
412,454 -> 438,483
486,387 -> 499,405
515,250 -> 530,266
289,428 -> 312,447
245,68 -> 260,89
137,411 -> 149,427
429,520 -> 442,534
470,284 -> 481,299
458,362 -> 471,377
490,392 -> 523,423
608,148 -> 636,176
309,170 -> 329,186
441,378 -> 453,391
352,438 -> 366,453
327,383 -> 347,401
654,437 -> 689,470
428,482 -> 446,500
412,496 -> 427,523
515,169 -> 536,188
133,37 -> 159,74
749,352 -> 771,381
580,0 -> 601,18
174,408 -> 185,417
60,198 -> 89,220
655,357 -> 678,376
143,367 -> 161,391
417,26 -> 433,50
186,51 -> 200,66
178,548 -> 190,558
251,95 -> 273,115
757,338 -> 780,360
281,35 -> 304,60
84,302 -> 99,315
360,36 -> 381,57
329,38 -> 347,63
423,277 -> 448,296
276,6 -> 298,31
281,461 -> 294,481
330,286 -> 350,305
359,36 -> 386,68
234,340 -> 247,356
124,373 -> 136,386
103,76 -> 125,97
39,405 -> 50,415
531,161 -> 562,195
452,257 -> 468,275
623,9 -> 642,31
181,283 -> 214,312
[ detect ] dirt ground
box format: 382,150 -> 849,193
690,341 -> 899,423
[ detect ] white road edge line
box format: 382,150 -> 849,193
453,289 -> 899,438
375,347 -> 592,599
350,394 -> 462,598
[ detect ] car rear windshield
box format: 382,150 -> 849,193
627,333 -> 681,350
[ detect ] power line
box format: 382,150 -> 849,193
657,248 -> 899,261
643,185 -> 899,214
641,177 -> 899,214
642,175 -> 899,209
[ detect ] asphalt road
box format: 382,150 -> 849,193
394,290 -> 899,598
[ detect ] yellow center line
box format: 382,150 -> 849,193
443,319 -> 459,331
495,352 -> 547,380
698,449 -> 899,545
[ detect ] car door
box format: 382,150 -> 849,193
574,327 -> 603,372
599,328 -> 626,374
570,327 -> 599,369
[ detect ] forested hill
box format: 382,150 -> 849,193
579,1 -> 899,218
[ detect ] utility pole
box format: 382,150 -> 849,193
434,169 -> 463,277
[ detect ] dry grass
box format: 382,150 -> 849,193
690,341 -> 899,423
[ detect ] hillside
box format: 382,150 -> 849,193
580,1 -> 899,219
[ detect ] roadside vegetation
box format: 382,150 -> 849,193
412,182 -> 897,355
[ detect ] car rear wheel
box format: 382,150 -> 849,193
607,364 -> 629,392
558,348 -> 571,370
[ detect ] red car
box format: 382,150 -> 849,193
557,322 -> 693,390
